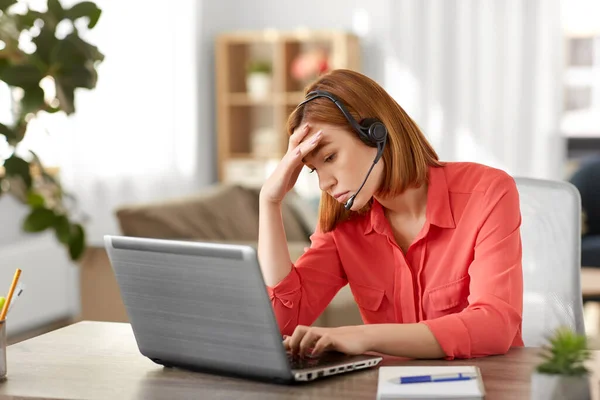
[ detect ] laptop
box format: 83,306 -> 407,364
104,235 -> 383,383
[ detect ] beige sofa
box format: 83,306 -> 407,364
80,184 -> 362,328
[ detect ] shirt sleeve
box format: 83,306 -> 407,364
266,226 -> 347,336
421,173 -> 524,359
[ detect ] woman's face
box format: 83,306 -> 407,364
301,122 -> 384,210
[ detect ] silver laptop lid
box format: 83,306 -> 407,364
104,235 -> 292,382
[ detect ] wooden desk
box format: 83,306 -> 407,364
0,321 -> 598,400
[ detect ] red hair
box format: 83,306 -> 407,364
286,69 -> 442,232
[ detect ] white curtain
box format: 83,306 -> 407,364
17,0 -> 202,245
382,0 -> 565,180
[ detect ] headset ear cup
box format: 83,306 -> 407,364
359,118 -> 379,146
370,122 -> 388,143
359,118 -> 380,130
360,118 -> 387,145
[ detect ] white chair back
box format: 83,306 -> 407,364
515,177 -> 585,346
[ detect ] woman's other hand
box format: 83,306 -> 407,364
283,325 -> 370,358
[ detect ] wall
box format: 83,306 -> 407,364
0,196 -> 80,337
196,0 -> 565,183
196,0 -> 392,185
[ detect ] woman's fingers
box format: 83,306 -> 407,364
283,335 -> 291,352
298,329 -> 320,357
288,325 -> 309,355
281,129 -> 323,179
262,126 -> 323,205
288,123 -> 311,151
292,130 -> 323,160
311,333 -> 333,356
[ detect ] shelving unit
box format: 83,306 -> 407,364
215,30 -> 361,187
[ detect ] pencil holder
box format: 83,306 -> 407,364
0,320 -> 6,380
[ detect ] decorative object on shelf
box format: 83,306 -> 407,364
246,60 -> 272,100
251,127 -> 279,158
216,31 -> 360,183
530,326 -> 592,400
0,0 -> 103,261
291,47 -> 330,85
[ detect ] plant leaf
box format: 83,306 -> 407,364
21,85 -> 46,116
54,78 -> 75,114
51,33 -> 103,86
0,57 -> 8,74
61,32 -> 104,63
53,215 -> 70,244
32,25 -> 58,66
47,0 -> 65,21
65,1 -> 102,29
68,223 -> 85,260
3,154 -> 32,188
23,207 -> 56,232
15,10 -> 45,30
0,0 -> 16,12
51,34 -> 86,66
26,191 -> 46,208
12,118 -> 28,144
28,149 -> 58,186
536,326 -> 591,376
0,64 -> 44,88
0,122 -> 16,142
57,65 -> 96,88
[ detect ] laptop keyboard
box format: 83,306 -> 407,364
286,351 -> 348,369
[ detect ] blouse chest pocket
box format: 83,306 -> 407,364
349,283 -> 387,323
425,275 -> 470,317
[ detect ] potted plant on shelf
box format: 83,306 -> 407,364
0,0 -> 103,261
246,60 -> 271,100
531,326 -> 592,400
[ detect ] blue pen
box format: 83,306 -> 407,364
398,372 -> 477,384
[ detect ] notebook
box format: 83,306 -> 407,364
376,366 -> 485,399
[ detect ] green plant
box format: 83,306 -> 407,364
247,60 -> 271,74
536,326 -> 592,376
0,0 -> 103,261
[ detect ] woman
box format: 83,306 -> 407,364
258,69 -> 523,360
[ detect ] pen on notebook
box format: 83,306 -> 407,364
0,268 -> 22,320
397,372 -> 477,384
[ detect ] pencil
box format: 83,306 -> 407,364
0,268 -> 22,321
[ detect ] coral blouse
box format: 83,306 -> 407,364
266,162 -> 524,359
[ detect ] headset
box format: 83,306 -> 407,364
296,90 -> 388,210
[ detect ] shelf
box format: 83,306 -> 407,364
218,29 -> 358,44
223,92 -> 306,106
216,30 -> 361,182
226,93 -> 276,106
229,152 -> 284,160
284,92 -> 306,105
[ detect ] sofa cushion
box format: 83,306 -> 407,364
115,184 -> 313,243
242,187 -> 314,242
115,184 -> 261,241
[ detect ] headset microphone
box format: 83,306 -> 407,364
344,140 -> 385,210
